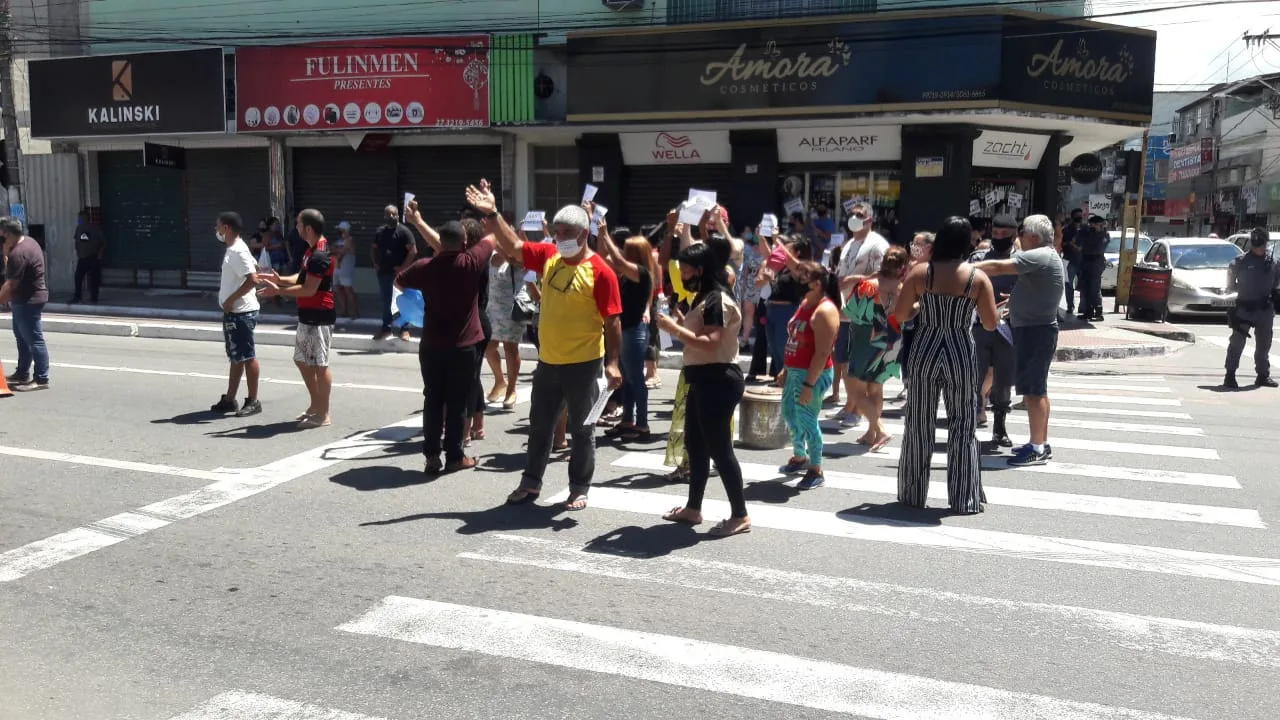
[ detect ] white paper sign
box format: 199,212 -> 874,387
1088,194 -> 1111,217
582,376 -> 613,427
591,166 -> 604,182
829,232 -> 846,248
582,184 -> 599,203
659,330 -> 674,350
841,198 -> 857,214
1008,191 -> 1023,208
678,200 -> 706,227
984,190 -> 998,207
403,192 -> 415,216
521,211 -> 545,232
969,199 -> 982,215
688,188 -> 717,206
590,204 -> 608,235
783,198 -> 805,216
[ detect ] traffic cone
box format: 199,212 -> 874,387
0,360 -> 13,398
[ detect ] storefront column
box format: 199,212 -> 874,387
896,125 -> 980,239
576,133 -> 623,224
268,137 -> 287,223
729,129 -> 777,233
1034,133 -> 1068,218
501,132 -> 517,217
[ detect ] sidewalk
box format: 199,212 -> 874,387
1,289 -> 1191,365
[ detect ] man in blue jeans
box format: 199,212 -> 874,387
370,204 -> 418,341
0,216 -> 50,391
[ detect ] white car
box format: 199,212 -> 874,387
1100,230 -> 1153,292
1226,230 -> 1280,256
1140,237 -> 1242,316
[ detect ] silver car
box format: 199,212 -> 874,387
1141,238 -> 1242,315
1101,230 -> 1153,292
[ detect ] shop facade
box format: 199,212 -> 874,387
564,11 -> 1156,240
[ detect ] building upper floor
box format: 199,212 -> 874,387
12,0 -> 1091,57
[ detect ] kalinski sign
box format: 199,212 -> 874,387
29,48 -> 226,138
619,131 -> 731,165
236,36 -> 489,132
776,126 -> 901,163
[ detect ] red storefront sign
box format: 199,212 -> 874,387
235,36 -> 489,132
1163,198 -> 1192,217
1143,199 -> 1165,216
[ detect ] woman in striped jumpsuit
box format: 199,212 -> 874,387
890,217 -> 1000,514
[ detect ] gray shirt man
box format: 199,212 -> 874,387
1009,245 -> 1065,328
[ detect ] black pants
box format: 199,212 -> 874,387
1079,255 -> 1105,317
748,300 -> 769,378
421,343 -> 483,463
683,364 -> 748,518
73,256 -> 102,303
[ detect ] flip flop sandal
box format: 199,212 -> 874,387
506,489 -> 540,505
707,520 -> 751,537
603,425 -> 634,439
564,495 -> 588,511
662,507 -> 701,525
871,434 -> 893,453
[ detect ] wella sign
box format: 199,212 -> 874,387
618,131 -> 732,165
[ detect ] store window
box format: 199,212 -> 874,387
532,145 -> 578,215
969,177 -> 1035,227
777,169 -> 901,242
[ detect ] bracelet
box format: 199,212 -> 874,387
803,381 -> 815,388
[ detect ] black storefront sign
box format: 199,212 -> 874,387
1000,18 -> 1156,118
142,142 -> 186,169
29,48 -> 227,138
1069,153 -> 1104,184
567,15 -> 1005,119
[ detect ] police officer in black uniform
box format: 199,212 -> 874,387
1224,227 -> 1280,389
971,215 -> 1019,449
1077,215 -> 1108,322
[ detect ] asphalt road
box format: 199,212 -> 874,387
2,329 -> 1278,720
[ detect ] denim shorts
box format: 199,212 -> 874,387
1012,324 -> 1058,397
834,322 -> 853,365
223,311 -> 258,363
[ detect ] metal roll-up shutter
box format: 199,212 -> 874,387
623,165 -> 733,230
395,145 -> 502,227
185,148 -> 271,271
292,147 -> 397,257
98,150 -> 187,271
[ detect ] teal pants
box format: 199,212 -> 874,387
781,367 -> 833,464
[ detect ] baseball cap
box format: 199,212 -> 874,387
336,221 -> 352,231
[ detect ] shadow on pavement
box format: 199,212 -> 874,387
207,421 -> 304,440
582,523 -> 701,559
361,503 -> 579,535
331,466 -> 433,491
838,501 -> 948,526
151,410 -> 225,426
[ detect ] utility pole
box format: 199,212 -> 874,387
1113,130 -> 1149,315
0,0 -> 22,208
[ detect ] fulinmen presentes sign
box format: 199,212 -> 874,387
29,48 -> 227,138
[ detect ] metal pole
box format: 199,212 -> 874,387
0,0 -> 22,209
1114,130 -> 1150,314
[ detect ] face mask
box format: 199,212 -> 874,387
848,216 -> 865,233
556,238 -> 582,258
684,275 -> 701,292
216,231 -> 226,243
991,236 -> 1015,253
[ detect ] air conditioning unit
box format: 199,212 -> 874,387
602,0 -> 645,9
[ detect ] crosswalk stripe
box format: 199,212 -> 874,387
868,423 -> 1218,460
167,691 -> 389,720
1048,374 -> 1167,382
339,596 -> 1202,720
543,487 -> 1280,584
1041,392 -> 1181,406
1201,335 -> 1280,368
610,453 -> 1260,528
462,534 -> 1280,669
1028,405 -> 1193,420
1023,381 -> 1171,392
999,416 -> 1203,436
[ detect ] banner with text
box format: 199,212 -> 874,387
776,126 -> 901,163
1167,144 -> 1203,183
235,36 -> 490,132
970,129 -> 1049,169
618,131 -> 732,165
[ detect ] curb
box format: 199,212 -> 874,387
1110,324 -> 1197,344
2,314 -> 1180,367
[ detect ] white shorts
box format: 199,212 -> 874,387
333,261 -> 356,288
294,323 -> 333,367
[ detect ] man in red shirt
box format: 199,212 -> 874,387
396,220 -> 493,473
466,181 -> 623,511
260,209 -> 336,428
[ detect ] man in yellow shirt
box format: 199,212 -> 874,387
466,181 -> 623,511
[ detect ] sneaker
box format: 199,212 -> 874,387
1256,376 -> 1278,388
13,380 -> 49,392
1008,444 -> 1050,467
779,458 -> 808,474
210,395 -> 238,413
235,398 -> 263,417
797,469 -> 825,490
5,372 -> 31,385
840,413 -> 862,429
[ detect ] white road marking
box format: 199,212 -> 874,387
999,416 -> 1203,436
1029,381 -> 1171,392
610,453 -> 1260,528
463,534 -> 1280,669
1044,393 -> 1181,406
0,445 -> 233,482
1200,336 -> 1280,370
542,487 -> 1280,585
339,596 -> 1204,720
1027,405 -> 1193,420
167,691 -> 391,720
871,423 -> 1219,460
0,418 -> 422,583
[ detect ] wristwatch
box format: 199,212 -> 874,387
803,381 -> 815,389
